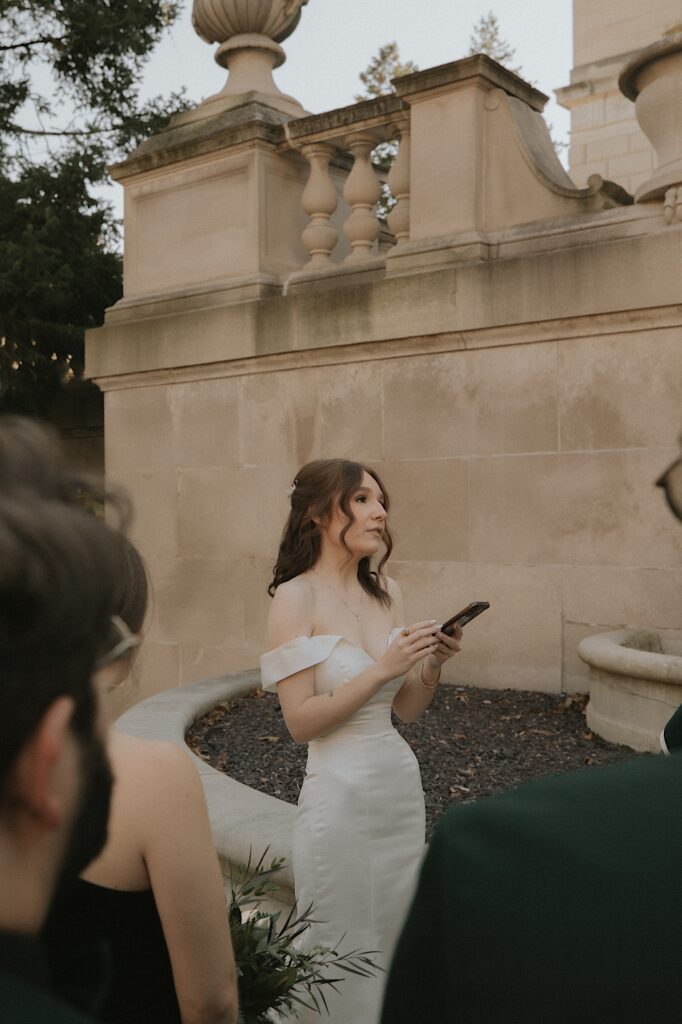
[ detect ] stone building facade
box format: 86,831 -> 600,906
88,2 -> 682,712
557,0 -> 682,196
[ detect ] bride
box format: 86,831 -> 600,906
261,459 -> 463,1023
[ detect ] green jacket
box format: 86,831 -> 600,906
382,752 -> 682,1023
0,931 -> 96,1024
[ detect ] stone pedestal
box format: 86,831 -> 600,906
108,105 -> 309,314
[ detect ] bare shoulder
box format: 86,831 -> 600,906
110,732 -> 201,796
267,575 -> 314,647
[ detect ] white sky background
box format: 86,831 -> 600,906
106,0 -> 573,218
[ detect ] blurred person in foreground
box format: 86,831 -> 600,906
0,415 -> 238,1024
0,496 -> 126,1023
381,444 -> 682,1024
45,534 -> 238,1024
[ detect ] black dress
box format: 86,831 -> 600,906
44,879 -> 182,1024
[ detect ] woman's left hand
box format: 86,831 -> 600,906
424,625 -> 463,669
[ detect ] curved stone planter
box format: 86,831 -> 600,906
115,672 -> 295,909
578,629 -> 682,752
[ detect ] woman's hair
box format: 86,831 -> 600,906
0,415 -> 148,651
114,535 -> 149,636
268,459 -> 393,606
0,496 -> 132,793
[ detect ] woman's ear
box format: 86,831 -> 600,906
7,696 -> 76,828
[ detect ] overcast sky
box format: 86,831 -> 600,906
111,1 -> 573,215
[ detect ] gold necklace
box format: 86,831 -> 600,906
311,568 -> 363,621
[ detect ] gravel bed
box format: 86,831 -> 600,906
187,685 -> 639,839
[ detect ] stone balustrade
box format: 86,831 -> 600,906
106,54 -> 645,316
277,55 -> 634,287
284,93 -> 410,276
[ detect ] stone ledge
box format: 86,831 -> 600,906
110,102 -> 289,180
285,93 -> 405,146
394,54 -> 548,112
115,672 -> 295,895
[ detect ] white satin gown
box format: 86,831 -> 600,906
260,629 -> 426,1024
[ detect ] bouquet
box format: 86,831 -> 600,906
229,849 -> 380,1023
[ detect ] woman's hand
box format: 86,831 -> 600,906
376,621 -> 441,682
424,624 -> 463,672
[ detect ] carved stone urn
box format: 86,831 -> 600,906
619,32 -> 682,203
191,0 -> 309,118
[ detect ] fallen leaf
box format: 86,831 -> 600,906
257,735 -> 281,743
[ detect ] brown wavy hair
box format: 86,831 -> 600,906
268,459 -> 393,607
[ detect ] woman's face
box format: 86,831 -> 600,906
322,471 -> 387,559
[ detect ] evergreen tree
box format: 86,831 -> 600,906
468,11 -> 522,76
355,42 -> 418,102
468,12 -> 567,157
0,0 -> 187,415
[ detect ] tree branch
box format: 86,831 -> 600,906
0,35 -> 65,52
7,122 -> 115,137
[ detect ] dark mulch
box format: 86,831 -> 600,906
187,685 -> 639,839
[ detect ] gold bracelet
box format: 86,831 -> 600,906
420,662 -> 440,689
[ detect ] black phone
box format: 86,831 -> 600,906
441,601 -> 490,635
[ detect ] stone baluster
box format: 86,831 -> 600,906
301,143 -> 338,269
387,118 -> 411,247
343,132 -> 382,261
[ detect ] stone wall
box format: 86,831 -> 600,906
88,48 -> 682,710
97,231 -> 682,704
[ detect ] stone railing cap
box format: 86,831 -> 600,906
619,31 -> 682,101
285,93 -> 406,145
110,101 -> 289,180
392,54 -> 548,112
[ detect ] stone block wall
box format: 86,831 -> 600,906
103,285 -> 682,706
90,46 -> 682,712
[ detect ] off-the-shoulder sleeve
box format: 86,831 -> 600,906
260,635 -> 343,691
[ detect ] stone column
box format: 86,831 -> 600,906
300,143 -> 339,268
387,117 -> 411,246
343,132 -> 382,261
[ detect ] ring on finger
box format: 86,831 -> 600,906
401,628 -> 410,637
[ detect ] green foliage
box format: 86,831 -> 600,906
230,849 -> 380,1024
0,153 -> 122,413
354,42 -> 418,102
0,0 -> 188,414
355,43 -> 418,222
468,11 -> 522,75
